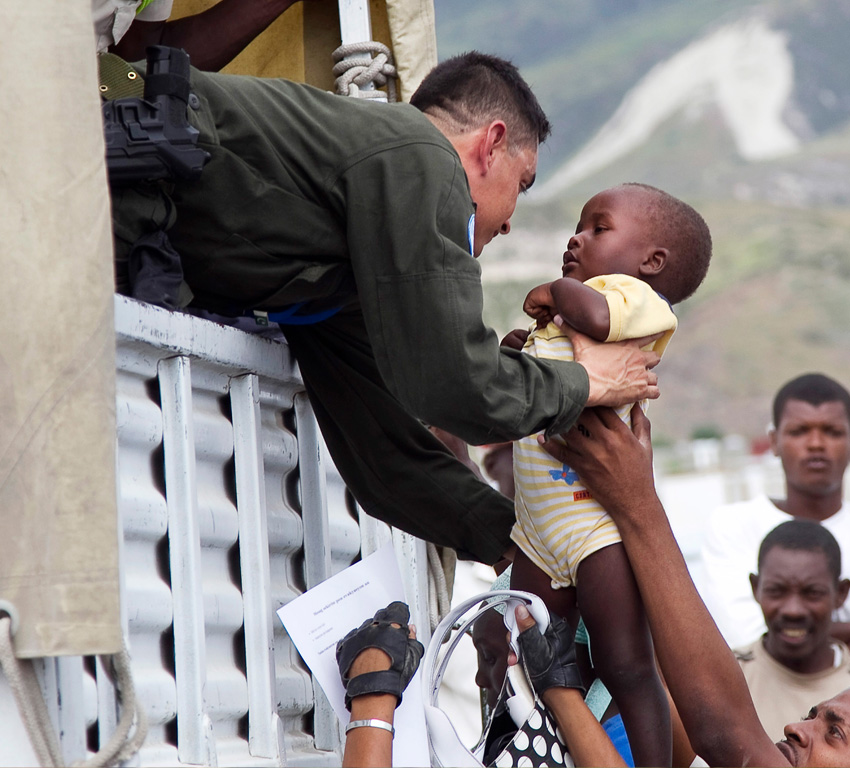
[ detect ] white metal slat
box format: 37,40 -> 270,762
293,393 -> 338,754
259,385 -> 322,762
158,356 -> 212,765
115,364 -> 177,761
230,374 -> 280,762
191,380 -> 247,757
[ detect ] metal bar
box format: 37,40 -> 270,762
392,532 -> 431,648
158,355 -> 209,765
54,657 -> 87,765
295,393 -> 331,591
230,374 -> 279,761
337,0 -> 372,45
293,392 -> 337,753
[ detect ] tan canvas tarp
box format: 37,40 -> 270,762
0,0 -> 121,657
385,0 -> 437,101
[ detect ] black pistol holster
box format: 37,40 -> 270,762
101,46 -> 207,309
101,45 -> 209,185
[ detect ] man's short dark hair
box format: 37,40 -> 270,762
621,183 -> 712,304
410,51 -> 551,151
758,519 -> 842,583
772,373 -> 850,427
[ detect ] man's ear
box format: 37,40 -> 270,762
836,578 -> 850,609
639,248 -> 668,278
478,120 -> 508,174
768,424 -> 779,456
749,572 -> 760,600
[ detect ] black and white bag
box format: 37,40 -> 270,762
421,590 -> 574,768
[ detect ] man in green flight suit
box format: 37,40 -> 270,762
111,52 -> 660,565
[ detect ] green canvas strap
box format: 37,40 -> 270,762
98,53 -> 144,100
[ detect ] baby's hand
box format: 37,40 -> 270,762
523,282 -> 556,326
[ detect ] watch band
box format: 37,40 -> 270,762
345,718 -> 395,737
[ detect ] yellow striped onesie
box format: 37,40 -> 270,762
511,274 -> 678,587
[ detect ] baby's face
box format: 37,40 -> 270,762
562,186 -> 657,282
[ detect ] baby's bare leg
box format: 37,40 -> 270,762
577,543 -> 671,768
510,547 -> 579,629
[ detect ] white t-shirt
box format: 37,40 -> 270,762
698,494 -> 850,648
92,0 -> 174,53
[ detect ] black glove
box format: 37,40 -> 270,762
517,612 -> 585,695
335,601 -> 424,710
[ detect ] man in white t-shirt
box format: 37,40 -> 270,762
735,519 -> 850,742
700,373 -> 850,649
92,0 -> 308,71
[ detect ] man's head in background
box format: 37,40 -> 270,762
769,374 -> 850,506
482,442 -> 514,500
750,520 -> 850,673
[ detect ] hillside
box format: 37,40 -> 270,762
433,0 -> 850,442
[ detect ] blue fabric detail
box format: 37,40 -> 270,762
602,714 -> 634,767
254,302 -> 343,325
574,618 -> 589,646
548,464 -> 581,485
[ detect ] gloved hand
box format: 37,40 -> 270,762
335,601 -> 424,710
516,608 -> 585,695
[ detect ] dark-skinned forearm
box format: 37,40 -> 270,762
611,493 -> 772,765
343,693 -> 396,768
541,687 -> 626,767
549,278 -> 610,341
114,0 -> 303,71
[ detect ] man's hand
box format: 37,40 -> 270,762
540,405 -> 655,517
565,325 -> 661,407
500,328 -> 530,351
509,605 -> 585,695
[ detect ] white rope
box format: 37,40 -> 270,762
78,647 -> 148,768
426,543 -> 453,633
332,41 -> 398,102
0,615 -> 148,767
0,616 -> 64,766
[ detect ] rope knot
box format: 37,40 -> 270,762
332,41 -> 398,102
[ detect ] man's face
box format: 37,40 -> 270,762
779,691 -> 850,766
469,144 -> 537,257
751,546 -> 848,673
472,608 -> 509,709
562,186 -> 659,283
771,399 -> 850,500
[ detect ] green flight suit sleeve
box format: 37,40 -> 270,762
336,139 -> 589,445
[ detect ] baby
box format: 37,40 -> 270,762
510,182 -> 712,767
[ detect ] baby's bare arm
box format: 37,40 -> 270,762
549,278 -> 610,341
523,282 -> 557,326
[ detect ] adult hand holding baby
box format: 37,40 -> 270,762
563,321 -> 662,407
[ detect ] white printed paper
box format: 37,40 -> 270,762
277,545 -> 429,766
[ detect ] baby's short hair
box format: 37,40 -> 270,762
622,183 -> 712,304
